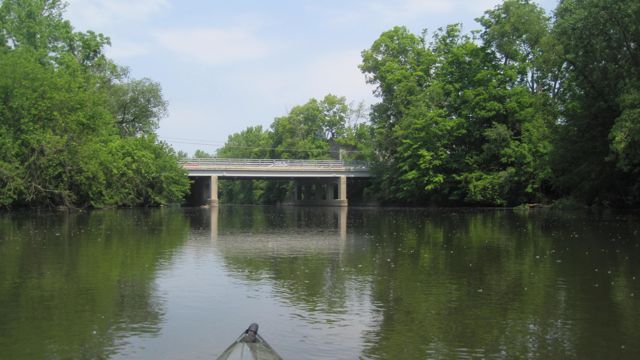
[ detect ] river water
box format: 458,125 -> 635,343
0,206 -> 639,359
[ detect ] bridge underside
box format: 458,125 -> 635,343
186,175 -> 354,207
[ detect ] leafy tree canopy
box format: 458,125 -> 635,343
0,0 -> 188,208
360,0 -> 556,206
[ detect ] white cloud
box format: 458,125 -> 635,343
368,0 -> 456,23
153,27 -> 270,66
329,0 -> 504,27
66,0 -> 169,30
467,0 -> 504,13
305,51 -> 375,103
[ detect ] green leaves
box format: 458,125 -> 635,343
361,3 -> 555,206
270,94 -> 358,159
552,0 -> 640,206
0,0 -> 188,208
216,125 -> 272,159
109,78 -> 168,137
610,90 -> 640,172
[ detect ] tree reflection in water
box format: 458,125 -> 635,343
0,209 -> 189,359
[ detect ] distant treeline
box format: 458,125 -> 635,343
192,94 -> 372,204
0,0 -> 189,209
206,0 -> 639,208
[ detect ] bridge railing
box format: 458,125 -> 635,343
181,158 -> 369,170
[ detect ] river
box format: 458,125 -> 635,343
0,206 -> 639,359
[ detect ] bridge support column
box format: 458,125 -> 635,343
209,175 -> 218,206
337,176 -> 348,207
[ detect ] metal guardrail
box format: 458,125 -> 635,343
180,158 -> 369,170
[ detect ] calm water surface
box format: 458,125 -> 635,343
1,206 -> 639,359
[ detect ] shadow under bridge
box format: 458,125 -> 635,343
181,158 -> 371,206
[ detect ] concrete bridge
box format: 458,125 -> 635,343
182,158 -> 371,206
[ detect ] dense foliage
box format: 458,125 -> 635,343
360,1 -> 557,206
0,0 -> 189,208
551,0 -> 640,207
357,0 -> 639,207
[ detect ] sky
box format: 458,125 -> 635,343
65,0 -> 558,156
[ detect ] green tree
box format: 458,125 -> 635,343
109,76 -> 168,137
271,98 -> 330,159
270,94 -> 363,159
552,0 -> 640,206
0,0 -> 188,208
360,2 -> 555,206
216,125 -> 272,158
176,150 -> 188,160
193,149 -> 215,158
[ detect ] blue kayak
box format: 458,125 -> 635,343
216,323 -> 283,360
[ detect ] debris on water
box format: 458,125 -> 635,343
477,288 -> 483,293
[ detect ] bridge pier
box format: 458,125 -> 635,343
338,175 -> 347,207
209,175 -> 219,206
186,175 -> 219,206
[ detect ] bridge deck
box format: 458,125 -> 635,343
182,158 -> 371,178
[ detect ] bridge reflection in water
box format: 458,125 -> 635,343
182,158 -> 371,207
207,206 -> 348,243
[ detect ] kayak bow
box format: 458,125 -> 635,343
216,323 -> 283,360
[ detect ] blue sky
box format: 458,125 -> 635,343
65,0 -> 558,155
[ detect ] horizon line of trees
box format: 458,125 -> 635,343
200,0 -> 639,208
1,0 -> 637,209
